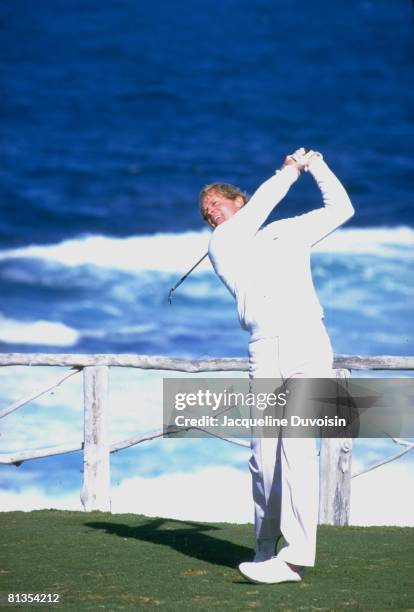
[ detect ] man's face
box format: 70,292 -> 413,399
202,190 -> 244,228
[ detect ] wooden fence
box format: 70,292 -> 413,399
1,353 -> 413,525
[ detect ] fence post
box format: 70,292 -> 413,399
80,366 -> 111,512
319,368 -> 352,526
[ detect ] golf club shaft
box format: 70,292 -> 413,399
168,252 -> 208,304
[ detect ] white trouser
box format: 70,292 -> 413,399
248,319 -> 336,567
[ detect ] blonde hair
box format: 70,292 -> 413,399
199,182 -> 249,222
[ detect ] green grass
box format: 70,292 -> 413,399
0,511 -> 413,611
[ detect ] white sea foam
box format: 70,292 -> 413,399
0,232 -> 212,273
314,226 -> 414,257
1,462 -> 413,527
0,316 -> 80,346
0,226 -> 412,273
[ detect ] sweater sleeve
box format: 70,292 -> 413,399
213,164 -> 299,242
207,165 -> 298,296
265,158 -> 355,246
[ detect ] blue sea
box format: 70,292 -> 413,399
0,0 -> 413,523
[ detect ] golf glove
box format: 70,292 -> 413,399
290,148 -> 323,172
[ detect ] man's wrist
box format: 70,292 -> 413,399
276,164 -> 300,180
307,155 -> 327,177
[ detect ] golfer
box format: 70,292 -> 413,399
199,149 -> 354,584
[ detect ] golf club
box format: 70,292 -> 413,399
168,252 -> 208,304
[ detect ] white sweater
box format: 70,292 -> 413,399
208,159 -> 354,341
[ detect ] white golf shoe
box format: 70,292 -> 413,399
238,557 -> 303,584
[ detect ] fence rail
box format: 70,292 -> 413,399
1,353 -> 414,369
1,353 -> 413,525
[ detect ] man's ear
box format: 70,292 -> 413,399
235,196 -> 245,209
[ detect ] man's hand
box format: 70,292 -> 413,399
282,148 -> 323,176
282,147 -> 306,177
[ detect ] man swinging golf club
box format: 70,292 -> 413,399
199,148 -> 354,584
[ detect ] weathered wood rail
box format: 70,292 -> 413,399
1,353 -> 414,369
1,353 -> 413,524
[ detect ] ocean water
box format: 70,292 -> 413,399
0,0 -> 413,521
0,0 -> 413,357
